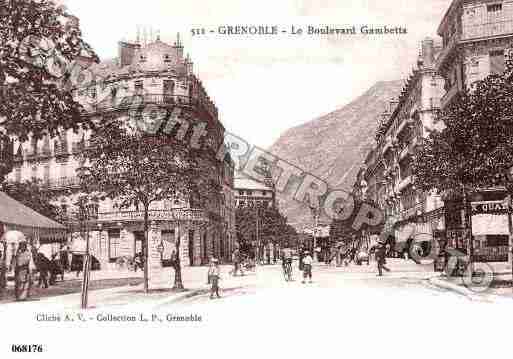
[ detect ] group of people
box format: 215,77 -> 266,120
0,239 -> 73,301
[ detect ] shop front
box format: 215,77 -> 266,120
75,208 -> 232,270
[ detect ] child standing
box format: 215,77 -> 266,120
302,251 -> 313,284
208,258 -> 221,299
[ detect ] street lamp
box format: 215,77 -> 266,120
76,165 -> 98,309
309,205 -> 320,261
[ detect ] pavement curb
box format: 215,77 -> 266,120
428,276 -> 477,300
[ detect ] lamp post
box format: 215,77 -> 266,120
76,165 -> 98,309
309,205 -> 320,261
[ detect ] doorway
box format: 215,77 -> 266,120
134,231 -> 144,258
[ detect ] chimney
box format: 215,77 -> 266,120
118,41 -> 141,67
421,37 -> 435,68
185,53 -> 193,74
173,33 -> 184,58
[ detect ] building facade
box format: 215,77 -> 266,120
233,175 -> 275,209
357,38 -> 446,251
436,0 -> 513,261
5,34 -> 236,268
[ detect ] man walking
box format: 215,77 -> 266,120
376,242 -> 390,276
302,250 -> 313,284
208,258 -> 221,299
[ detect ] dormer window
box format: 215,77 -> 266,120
164,54 -> 171,62
140,55 -> 146,62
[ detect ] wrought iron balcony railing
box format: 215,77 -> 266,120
462,19 -> 513,41
82,94 -> 218,120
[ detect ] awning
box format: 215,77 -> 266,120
0,192 -> 66,244
472,214 -> 510,236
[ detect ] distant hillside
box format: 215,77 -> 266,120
268,80 -> 404,229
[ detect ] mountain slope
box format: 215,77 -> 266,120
268,80 -> 404,228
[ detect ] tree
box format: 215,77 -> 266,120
0,0 -> 98,141
412,51 -> 513,267
1,179 -> 59,221
235,205 -> 291,251
83,120 -> 216,293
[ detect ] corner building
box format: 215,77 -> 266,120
436,0 -> 513,262
6,34 -> 236,269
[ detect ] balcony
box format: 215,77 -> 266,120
54,145 -> 69,159
436,33 -> 460,71
97,208 -> 208,223
71,142 -> 85,154
440,85 -> 459,109
45,177 -> 81,190
462,20 -> 513,42
86,94 -> 218,120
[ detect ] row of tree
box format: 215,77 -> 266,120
235,205 -> 297,251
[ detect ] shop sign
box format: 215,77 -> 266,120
471,201 -> 510,214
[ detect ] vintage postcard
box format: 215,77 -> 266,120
1,0 -> 513,358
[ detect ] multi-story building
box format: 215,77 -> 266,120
436,0 -> 513,261
357,38 -> 446,251
5,33 -> 236,268
234,175 -> 275,209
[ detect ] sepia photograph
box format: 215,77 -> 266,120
1,0 -> 513,358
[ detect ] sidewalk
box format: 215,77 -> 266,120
428,262 -> 513,301
0,264 -> 255,310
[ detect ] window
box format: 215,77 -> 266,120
487,3 -> 502,12
43,165 -> 50,184
134,80 -> 143,93
487,235 -> 508,247
246,190 -> 253,196
108,230 -> 121,261
163,80 -> 174,97
490,49 -> 505,75
238,190 -> 244,196
164,54 -> 171,62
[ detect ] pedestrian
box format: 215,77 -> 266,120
35,252 -> 50,288
376,242 -> 391,276
10,241 -> 36,301
231,249 -> 239,276
207,258 -> 221,299
302,250 -> 313,284
298,245 -> 305,271
265,244 -> 271,265
0,248 -> 6,296
59,245 -> 69,272
133,251 -> 143,272
273,243 -> 279,264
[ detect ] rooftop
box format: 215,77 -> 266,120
234,177 -> 273,191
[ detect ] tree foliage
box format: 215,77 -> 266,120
82,119 -> 219,291
0,0 -> 98,141
413,52 -> 513,195
1,179 -> 59,221
235,205 -> 294,245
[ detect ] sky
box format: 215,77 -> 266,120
63,0 -> 453,148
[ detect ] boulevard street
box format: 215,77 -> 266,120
1,260 -> 512,359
